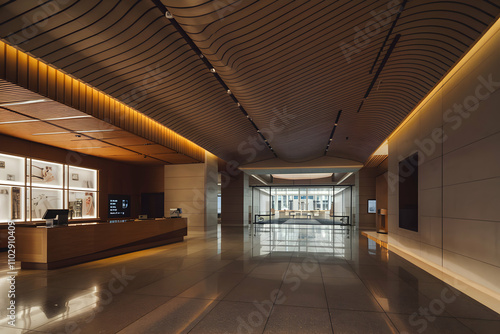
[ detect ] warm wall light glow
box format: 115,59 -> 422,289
372,141 -> 388,155
387,17 -> 500,142
0,41 -> 209,163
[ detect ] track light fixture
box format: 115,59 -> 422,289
151,0 -> 276,158
324,110 -> 342,155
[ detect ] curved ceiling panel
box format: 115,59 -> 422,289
163,0 -> 500,163
1,0 -> 499,165
0,0 -> 273,163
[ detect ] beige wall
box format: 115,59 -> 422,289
387,25 -> 500,293
164,152 -> 218,232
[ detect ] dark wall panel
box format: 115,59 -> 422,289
399,152 -> 418,232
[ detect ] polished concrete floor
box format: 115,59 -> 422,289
1,225 -> 499,333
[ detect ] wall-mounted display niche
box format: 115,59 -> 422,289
30,159 -> 64,188
68,166 -> 97,191
0,153 -> 25,185
69,191 -> 97,219
0,152 -> 99,223
0,186 -> 24,222
31,188 -> 63,220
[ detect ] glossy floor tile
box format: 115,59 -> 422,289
0,225 -> 498,333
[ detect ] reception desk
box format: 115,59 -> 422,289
16,218 -> 187,269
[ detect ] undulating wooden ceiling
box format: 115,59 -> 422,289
1,0 -> 499,165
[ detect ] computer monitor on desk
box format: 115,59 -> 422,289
43,209 -> 69,226
169,208 -> 182,218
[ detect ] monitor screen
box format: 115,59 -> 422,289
109,194 -> 131,218
42,209 -> 69,225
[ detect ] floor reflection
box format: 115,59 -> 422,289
0,226 -> 498,334
251,224 -> 352,259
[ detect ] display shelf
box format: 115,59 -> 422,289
0,152 -> 99,223
69,191 -> 97,219
30,159 -> 64,188
0,153 -> 25,186
67,166 -> 97,191
31,188 -> 64,220
0,185 -> 25,222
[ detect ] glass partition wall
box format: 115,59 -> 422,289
251,185 -> 353,258
252,186 -> 353,226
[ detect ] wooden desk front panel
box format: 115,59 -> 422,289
17,218 -> 187,264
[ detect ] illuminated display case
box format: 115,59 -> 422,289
0,153 -> 26,222
29,159 -> 64,188
0,153 -> 99,223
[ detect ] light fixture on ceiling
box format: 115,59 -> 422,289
0,99 -> 48,107
324,110 -> 342,155
32,131 -> 70,136
44,116 -> 93,121
150,0 -> 277,159
251,174 -> 268,185
0,119 -> 39,125
72,146 -> 105,150
337,172 -> 353,185
76,129 -> 115,133
272,173 -> 333,180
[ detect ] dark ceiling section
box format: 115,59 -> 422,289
0,0 -> 273,163
163,0 -> 500,163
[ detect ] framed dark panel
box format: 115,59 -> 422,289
399,152 -> 419,232
140,192 -> 165,218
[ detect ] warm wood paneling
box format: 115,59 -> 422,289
0,133 -> 166,220
16,218 -> 187,268
0,41 -> 206,163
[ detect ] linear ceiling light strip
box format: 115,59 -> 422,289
0,105 -> 173,164
150,0 -> 277,158
324,109 -> 342,155
357,34 -> 401,113
369,0 -> 408,74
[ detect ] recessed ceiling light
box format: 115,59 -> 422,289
72,146 -> 105,150
0,119 -> 39,125
337,172 -> 353,185
76,129 -> 115,133
0,99 -> 48,107
44,116 -> 92,121
32,131 -> 70,135
272,173 -> 333,180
